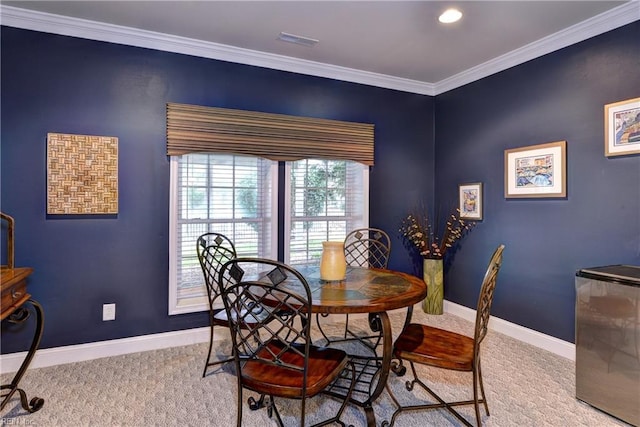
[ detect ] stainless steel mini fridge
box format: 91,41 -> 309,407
575,265 -> 640,426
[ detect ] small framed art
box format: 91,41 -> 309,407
605,97 -> 640,157
459,182 -> 483,220
504,140 -> 566,198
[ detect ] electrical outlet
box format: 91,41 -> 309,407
103,303 -> 116,321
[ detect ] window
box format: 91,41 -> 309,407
169,153 -> 277,314
167,104 -> 373,315
285,159 -> 368,266
169,155 -> 368,315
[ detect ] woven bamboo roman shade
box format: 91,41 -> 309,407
166,103 -> 374,165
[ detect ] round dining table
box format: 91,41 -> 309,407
284,265 -> 427,427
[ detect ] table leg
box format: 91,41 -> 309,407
358,311 -> 391,427
1,299 -> 45,413
322,311 -> 392,427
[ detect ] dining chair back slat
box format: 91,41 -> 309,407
344,227 -> 391,269
316,227 -> 392,350
196,232 -> 237,377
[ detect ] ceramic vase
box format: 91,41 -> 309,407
319,241 -> 347,281
422,258 -> 444,315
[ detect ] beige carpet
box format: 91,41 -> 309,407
0,310 -> 629,426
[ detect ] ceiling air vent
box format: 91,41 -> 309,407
277,32 -> 319,47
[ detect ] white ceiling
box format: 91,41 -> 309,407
1,1 -> 638,94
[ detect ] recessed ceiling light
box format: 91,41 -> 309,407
277,32 -> 319,47
439,8 -> 462,24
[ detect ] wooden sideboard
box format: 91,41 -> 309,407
0,267 -> 45,413
1,267 -> 32,321
1,212 -> 44,413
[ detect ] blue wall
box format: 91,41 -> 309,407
435,21 -> 640,342
0,27 -> 435,353
1,22 -> 638,353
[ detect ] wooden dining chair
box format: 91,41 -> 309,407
197,232 -> 240,377
384,244 -> 505,427
316,227 -> 391,348
218,257 -> 356,427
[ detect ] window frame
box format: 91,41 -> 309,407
168,156 -> 369,315
168,155 -> 278,315
284,160 -> 369,265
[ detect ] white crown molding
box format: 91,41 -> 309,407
2,3 -> 638,96
0,5 -> 436,95
435,1 -> 640,94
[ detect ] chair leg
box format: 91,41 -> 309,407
202,324 -> 234,377
267,395 -> 285,427
236,380 -> 244,427
344,313 -> 350,339
472,368 -> 482,427
202,322 -> 215,377
390,359 -> 407,376
313,361 -> 357,427
476,358 -> 489,415
382,360 -> 478,427
383,375 -> 405,427
248,393 -> 267,411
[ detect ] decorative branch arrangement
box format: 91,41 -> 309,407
399,207 -> 476,259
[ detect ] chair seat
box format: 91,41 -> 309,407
242,340 -> 349,398
393,323 -> 474,371
211,305 -> 273,326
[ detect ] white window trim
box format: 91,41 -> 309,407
168,156 -> 278,315
168,157 -> 188,315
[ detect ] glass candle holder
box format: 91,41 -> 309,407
319,241 -> 347,281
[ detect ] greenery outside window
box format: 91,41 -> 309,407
285,159 -> 368,266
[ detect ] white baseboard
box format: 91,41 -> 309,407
444,300 -> 575,361
0,300 -> 575,374
0,327 -> 210,374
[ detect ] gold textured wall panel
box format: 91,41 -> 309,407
47,133 -> 118,214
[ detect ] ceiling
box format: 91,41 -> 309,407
1,1 -> 637,94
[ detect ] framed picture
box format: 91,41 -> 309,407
504,140 -> 566,198
605,97 -> 640,157
459,182 -> 483,220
